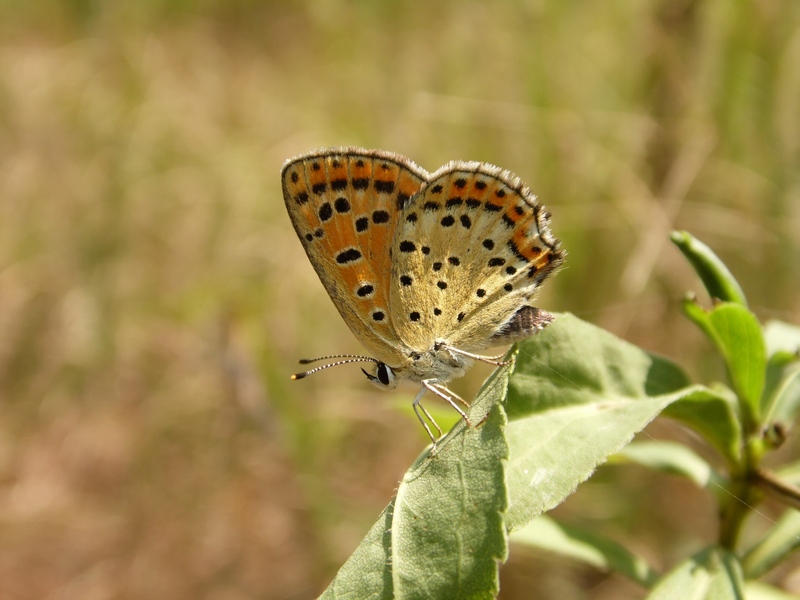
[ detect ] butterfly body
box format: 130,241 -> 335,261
282,147 -> 563,448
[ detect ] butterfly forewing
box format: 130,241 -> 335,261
391,162 -> 564,353
282,148 -> 428,364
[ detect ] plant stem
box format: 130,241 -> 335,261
718,436 -> 764,549
718,476 -> 754,548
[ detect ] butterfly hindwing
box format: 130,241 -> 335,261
390,161 -> 564,353
282,148 -> 428,364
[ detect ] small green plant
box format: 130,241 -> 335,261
319,231 -> 800,599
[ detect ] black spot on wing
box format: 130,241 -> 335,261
372,210 -> 390,223
334,197 -> 350,213
319,202 -> 333,221
375,180 -> 395,194
336,248 -> 362,264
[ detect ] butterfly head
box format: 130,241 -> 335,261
360,345 -> 470,388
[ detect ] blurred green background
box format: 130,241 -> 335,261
1,1 -> 799,598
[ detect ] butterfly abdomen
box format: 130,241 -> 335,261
490,306 -> 555,344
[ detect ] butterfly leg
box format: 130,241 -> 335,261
436,343 -> 513,367
422,381 -> 473,426
412,386 -> 443,452
481,351 -> 510,362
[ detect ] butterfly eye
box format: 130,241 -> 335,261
362,363 -> 397,389
376,363 -> 395,386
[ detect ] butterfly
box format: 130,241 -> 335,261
281,147 -> 564,451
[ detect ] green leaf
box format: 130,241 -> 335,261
765,366 -> 800,426
646,547 -> 745,600
662,385 -> 742,465
762,320 -> 800,424
670,230 -> 748,306
510,515 -> 659,587
683,300 -> 766,429
320,363 -> 511,600
320,503 -> 395,599
506,314 -> 690,420
504,313 -> 693,529
613,441 -> 727,496
741,509 -> 800,579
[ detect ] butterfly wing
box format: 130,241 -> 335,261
390,161 -> 564,353
282,148 -> 429,364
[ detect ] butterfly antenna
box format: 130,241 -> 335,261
297,354 -> 377,365
291,356 -> 378,380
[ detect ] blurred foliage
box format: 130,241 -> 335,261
0,0 -> 798,598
